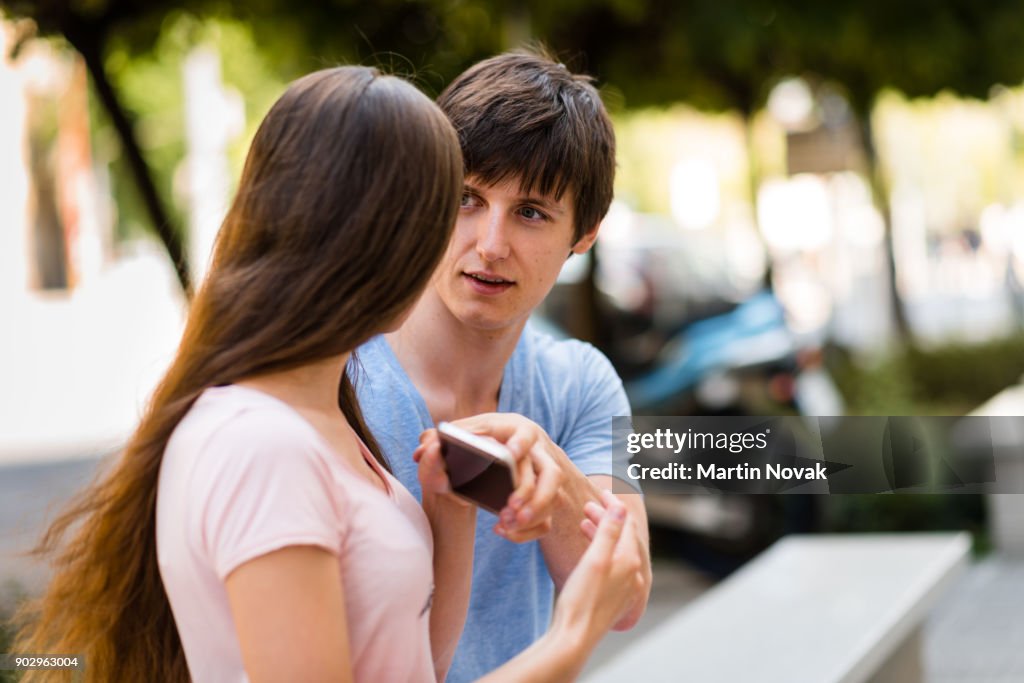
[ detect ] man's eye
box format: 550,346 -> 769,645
460,192 -> 477,208
520,206 -> 546,220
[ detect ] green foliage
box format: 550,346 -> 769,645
786,0 -> 1024,113
535,0 -> 1024,114
204,19 -> 286,174
904,335 -> 1024,408
0,596 -> 19,683
540,0 -> 789,111
822,330 -> 1024,556
10,0 -> 1023,115
823,494 -> 989,554
95,14 -> 288,239
232,0 -> 503,93
831,332 -> 1024,417
830,349 -> 939,416
101,15 -> 188,240
3,0 -> 1023,292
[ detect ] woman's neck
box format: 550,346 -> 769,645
236,353 -> 350,415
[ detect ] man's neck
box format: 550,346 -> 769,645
387,290 -> 526,422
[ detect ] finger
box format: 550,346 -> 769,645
453,414 -> 538,460
583,500 -> 605,526
500,518 -> 552,544
418,439 -> 442,465
499,456 -> 534,529
418,442 -> 451,493
580,518 -> 598,541
582,500 -> 627,565
516,445 -> 561,527
506,427 -> 539,462
612,508 -> 640,560
507,452 -> 535,514
599,489 -> 619,509
507,511 -> 551,539
414,430 -> 441,461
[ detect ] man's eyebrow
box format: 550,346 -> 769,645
519,194 -> 566,214
462,181 -> 568,215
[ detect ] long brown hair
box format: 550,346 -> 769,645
15,66 -> 462,682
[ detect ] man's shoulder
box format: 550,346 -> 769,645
511,321 -> 630,468
518,320 -> 618,382
350,336 -> 423,421
353,334 -> 391,368
351,335 -> 409,393
510,322 -> 626,427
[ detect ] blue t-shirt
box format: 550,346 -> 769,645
352,322 -> 631,682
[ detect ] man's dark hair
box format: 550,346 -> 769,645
437,48 -> 616,243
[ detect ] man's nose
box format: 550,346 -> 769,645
476,210 -> 511,262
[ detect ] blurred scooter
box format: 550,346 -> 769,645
625,289 -> 843,417
612,288 -> 844,574
539,215 -> 845,573
538,287 -> 844,575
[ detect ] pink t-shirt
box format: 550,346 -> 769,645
156,384 -> 435,682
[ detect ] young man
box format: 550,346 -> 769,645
354,51 -> 651,680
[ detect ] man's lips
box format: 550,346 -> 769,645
463,271 -> 515,295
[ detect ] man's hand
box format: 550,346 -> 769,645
418,413 -> 652,631
415,413 -> 563,543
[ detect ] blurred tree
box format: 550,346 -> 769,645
539,0 -> 1024,342
2,0 -> 207,294
3,0 -> 1022,308
792,0 -> 1024,341
0,0 -> 518,296
539,0 -> 791,344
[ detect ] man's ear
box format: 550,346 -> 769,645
570,222 -> 601,256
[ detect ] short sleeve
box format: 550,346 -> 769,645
560,343 -> 633,484
194,410 -> 346,580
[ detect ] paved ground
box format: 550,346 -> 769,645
925,557 -> 1024,683
0,456 -> 107,606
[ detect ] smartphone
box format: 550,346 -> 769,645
437,421 -> 519,515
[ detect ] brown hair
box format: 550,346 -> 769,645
437,48 -> 616,242
14,66 -> 462,682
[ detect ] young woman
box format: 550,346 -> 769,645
16,66 -> 640,682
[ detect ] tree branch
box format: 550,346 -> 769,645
66,16 -> 193,296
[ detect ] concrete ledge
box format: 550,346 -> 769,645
584,533 -> 970,683
971,385 -> 1024,554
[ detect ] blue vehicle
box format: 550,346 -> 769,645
538,217 -> 844,572
624,288 -> 843,417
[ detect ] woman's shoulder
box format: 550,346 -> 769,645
166,385 -> 331,482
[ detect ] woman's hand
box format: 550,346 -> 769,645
550,491 -> 644,648
415,413 -> 564,543
413,429 -> 475,511
477,492 -> 643,683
